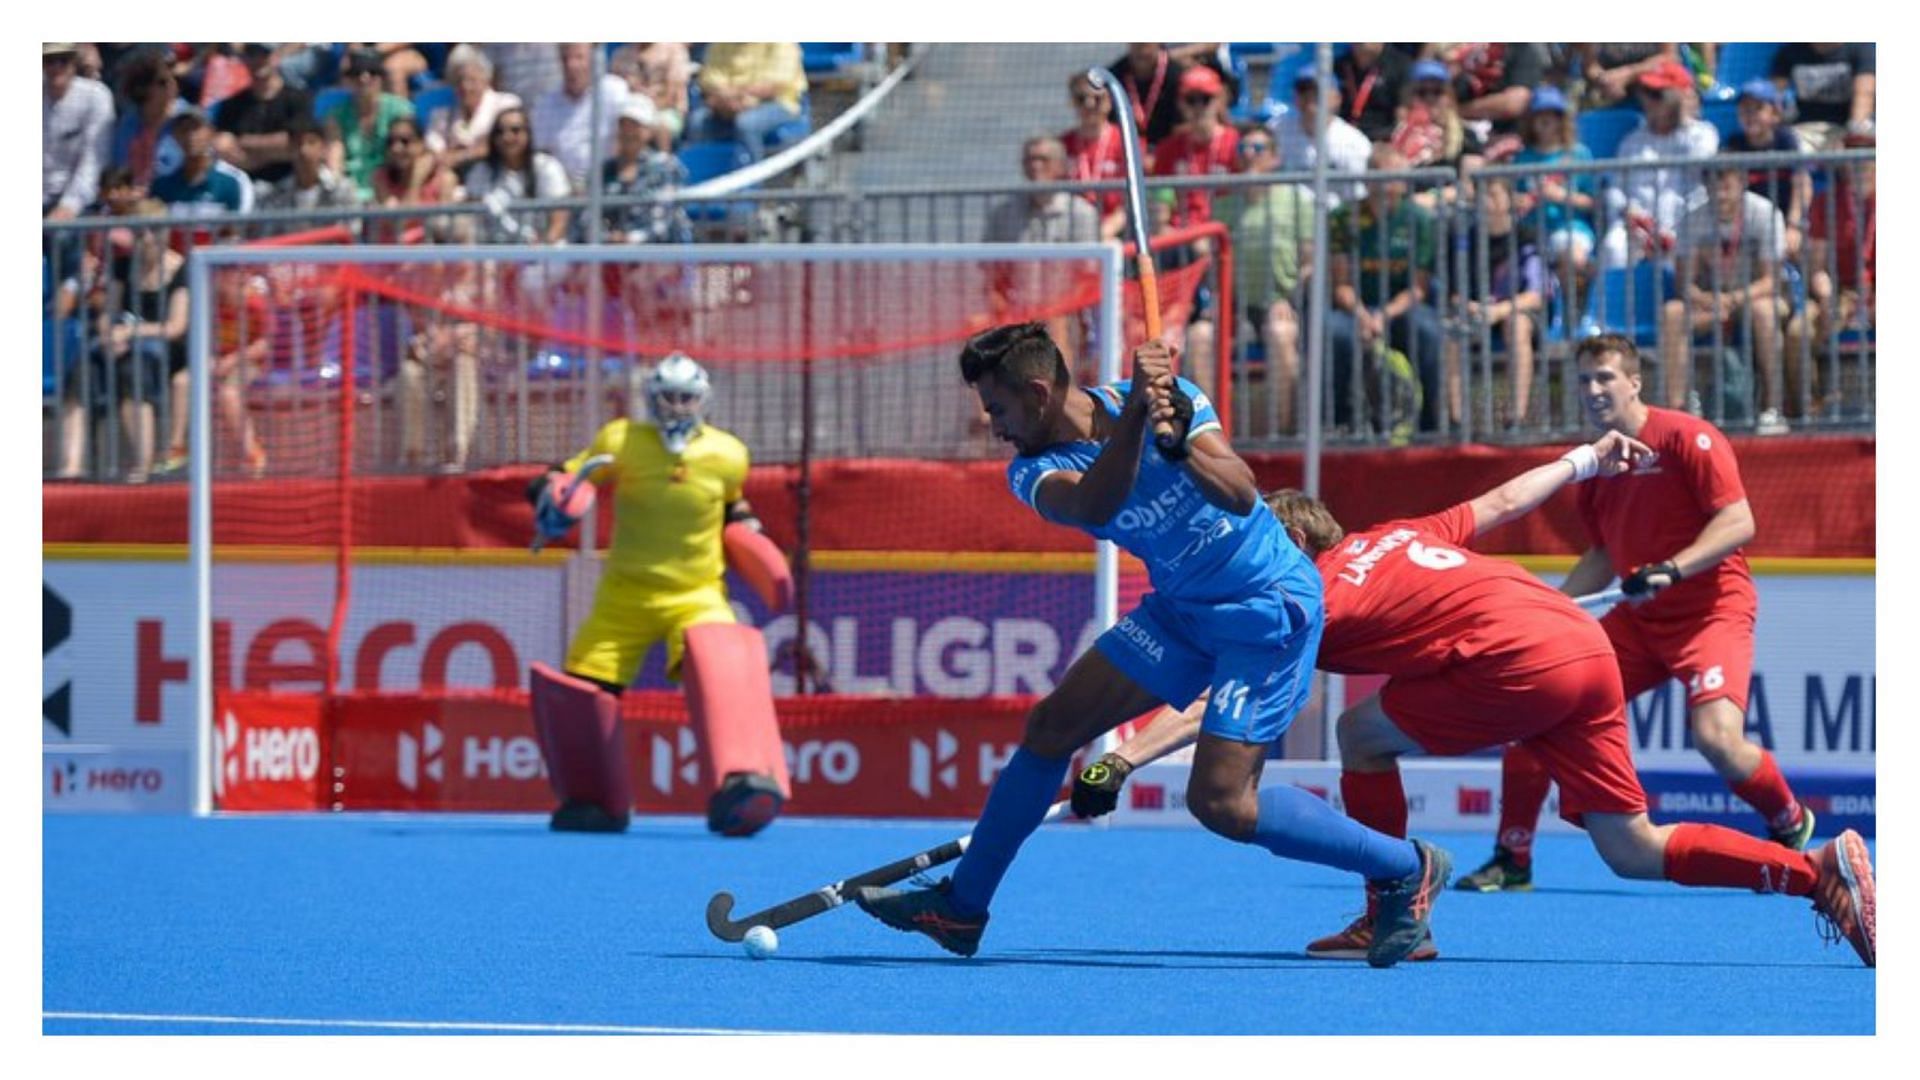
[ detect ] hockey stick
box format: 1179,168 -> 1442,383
704,800 -> 1072,941
1573,587 -> 1625,609
1085,66 -> 1189,453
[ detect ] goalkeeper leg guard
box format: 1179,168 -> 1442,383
530,662 -> 631,833
682,624 -> 790,837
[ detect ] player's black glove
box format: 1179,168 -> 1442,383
1621,560 -> 1682,598
1071,752 -> 1136,819
1155,385 -> 1195,461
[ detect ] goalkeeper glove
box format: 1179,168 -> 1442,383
1071,752 -> 1136,819
1621,560 -> 1682,598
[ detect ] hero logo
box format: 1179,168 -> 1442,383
909,730 -> 959,798
397,723 -> 445,792
214,711 -> 320,797
783,739 -> 860,785
651,728 -> 700,794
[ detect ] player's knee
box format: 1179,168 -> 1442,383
1586,814 -> 1665,880
1688,704 -> 1747,757
1186,781 -> 1257,840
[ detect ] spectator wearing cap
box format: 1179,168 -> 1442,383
150,112 -> 254,217
1599,58 -> 1717,268
598,96 -> 692,245
1332,44 -> 1411,143
256,117 -> 359,211
1270,70 -> 1373,205
212,44 -> 311,190
688,43 -> 808,163
610,43 -> 693,151
1391,59 -> 1484,172
1723,79 -> 1810,255
1060,71 -> 1128,240
324,46 -> 416,201
983,135 -> 1100,243
1511,84 -> 1598,271
533,43 -> 630,191
1107,44 -> 1189,149
1447,43 -> 1553,148
111,49 -> 189,189
1151,65 -> 1239,227
1215,125 -> 1314,433
44,42 -> 115,220
424,45 -> 522,178
1574,43 -> 1683,109
1770,43 -> 1874,150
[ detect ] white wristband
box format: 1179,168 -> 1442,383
1560,444 -> 1599,483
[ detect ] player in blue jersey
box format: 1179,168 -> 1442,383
853,322 -> 1451,967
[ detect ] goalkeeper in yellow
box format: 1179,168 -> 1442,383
526,353 -> 794,836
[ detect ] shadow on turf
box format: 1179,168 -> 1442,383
1289,880 -> 1724,900
368,825 -> 714,843
657,949 -> 1337,971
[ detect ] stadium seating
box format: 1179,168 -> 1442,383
311,86 -> 351,121
1715,43 -> 1782,91
1577,261 -> 1676,346
1577,107 -> 1641,160
801,43 -> 866,74
1700,98 -> 1741,142
412,82 -> 456,128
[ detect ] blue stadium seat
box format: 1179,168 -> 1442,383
677,140 -> 752,185
1227,53 -> 1254,123
312,86 -> 351,121
801,43 -> 864,74
1700,98 -> 1741,142
1716,43 -> 1782,91
1577,107 -> 1641,159
412,82 -> 456,128
1578,262 -> 1676,347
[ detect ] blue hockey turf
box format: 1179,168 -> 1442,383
43,813 -> 1873,1035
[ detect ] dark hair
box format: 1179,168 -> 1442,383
167,110 -> 208,140
98,164 -> 136,192
487,105 -> 537,194
1264,489 -> 1345,557
118,49 -> 170,103
1575,333 -> 1641,376
285,115 -> 322,143
958,321 -> 1069,389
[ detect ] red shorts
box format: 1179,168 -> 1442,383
1381,651 -> 1648,825
1602,605 -> 1756,710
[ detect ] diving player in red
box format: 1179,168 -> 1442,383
1072,430 -> 1876,966
1458,333 -> 1814,892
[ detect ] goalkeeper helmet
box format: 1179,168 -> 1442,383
646,352 -> 711,454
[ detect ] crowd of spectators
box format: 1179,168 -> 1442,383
1001,42 -> 1876,438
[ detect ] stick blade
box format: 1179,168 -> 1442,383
705,892 -> 747,942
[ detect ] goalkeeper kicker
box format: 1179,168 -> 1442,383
527,352 -> 795,836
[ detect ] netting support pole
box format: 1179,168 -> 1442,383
795,261 -> 815,693
1092,244 -> 1123,759
328,285 -> 358,697
188,253 -> 213,816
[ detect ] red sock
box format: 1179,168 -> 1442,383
1663,822 -> 1818,895
1497,744 -> 1553,867
1729,750 -> 1804,833
1340,769 -> 1408,838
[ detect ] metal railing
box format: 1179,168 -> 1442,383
42,150 -> 1875,480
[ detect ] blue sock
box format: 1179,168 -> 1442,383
1251,784 -> 1420,881
948,747 -> 1069,915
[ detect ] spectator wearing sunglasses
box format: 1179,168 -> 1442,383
322,46 -> 416,200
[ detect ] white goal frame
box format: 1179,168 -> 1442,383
185,242 -> 1127,815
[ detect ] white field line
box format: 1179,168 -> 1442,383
43,1010 -> 837,1036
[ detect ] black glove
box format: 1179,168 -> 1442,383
1155,384 -> 1195,461
1621,560 -> 1682,598
1071,752 -> 1136,820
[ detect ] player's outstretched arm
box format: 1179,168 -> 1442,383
1466,430 -> 1649,537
